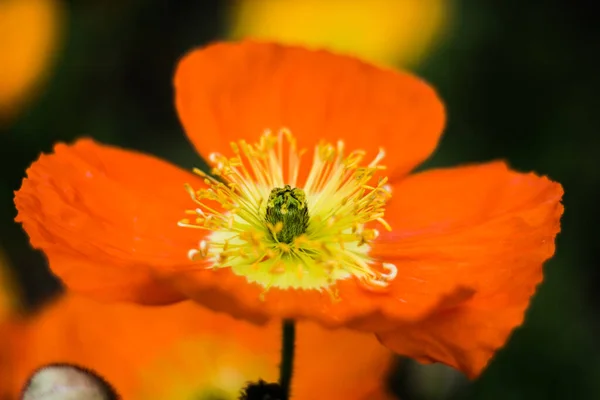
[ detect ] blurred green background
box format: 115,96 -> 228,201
1,1 -> 599,399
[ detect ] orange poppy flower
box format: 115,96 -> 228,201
14,41 -> 564,377
0,294 -> 395,399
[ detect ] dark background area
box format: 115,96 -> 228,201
1,1 -> 599,399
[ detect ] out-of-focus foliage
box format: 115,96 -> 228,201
227,0 -> 448,67
1,1 -> 599,399
0,0 -> 64,123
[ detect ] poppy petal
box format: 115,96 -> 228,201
294,323 -> 394,400
163,256 -> 466,329
174,41 -> 445,181
371,161 -> 564,377
14,139 -> 204,305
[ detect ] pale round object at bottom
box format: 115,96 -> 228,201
22,365 -> 112,400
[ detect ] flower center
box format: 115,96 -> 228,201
178,129 -> 397,296
265,185 -> 309,244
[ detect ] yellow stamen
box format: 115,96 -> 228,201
179,128 -> 397,293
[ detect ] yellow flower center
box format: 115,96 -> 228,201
178,129 -> 397,295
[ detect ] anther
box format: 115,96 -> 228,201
380,263 -> 398,281
199,240 -> 209,257
187,249 -> 200,260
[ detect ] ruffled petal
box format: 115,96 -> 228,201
175,40 -> 445,181
14,139 -> 204,305
371,161 -> 564,377
163,259 -> 464,329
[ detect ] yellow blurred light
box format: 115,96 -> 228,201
139,338 -> 276,400
228,0 -> 449,67
0,0 -> 64,121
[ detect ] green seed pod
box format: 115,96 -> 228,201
265,185 -> 309,244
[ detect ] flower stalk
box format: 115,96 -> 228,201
279,319 -> 296,399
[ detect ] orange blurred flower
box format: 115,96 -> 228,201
14,41 -> 564,377
0,0 -> 64,122
228,0 -> 448,67
0,294 -> 394,399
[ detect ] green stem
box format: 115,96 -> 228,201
279,319 -> 296,399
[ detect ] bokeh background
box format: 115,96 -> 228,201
1,0 -> 599,399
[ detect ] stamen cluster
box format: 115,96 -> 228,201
178,129 -> 397,294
